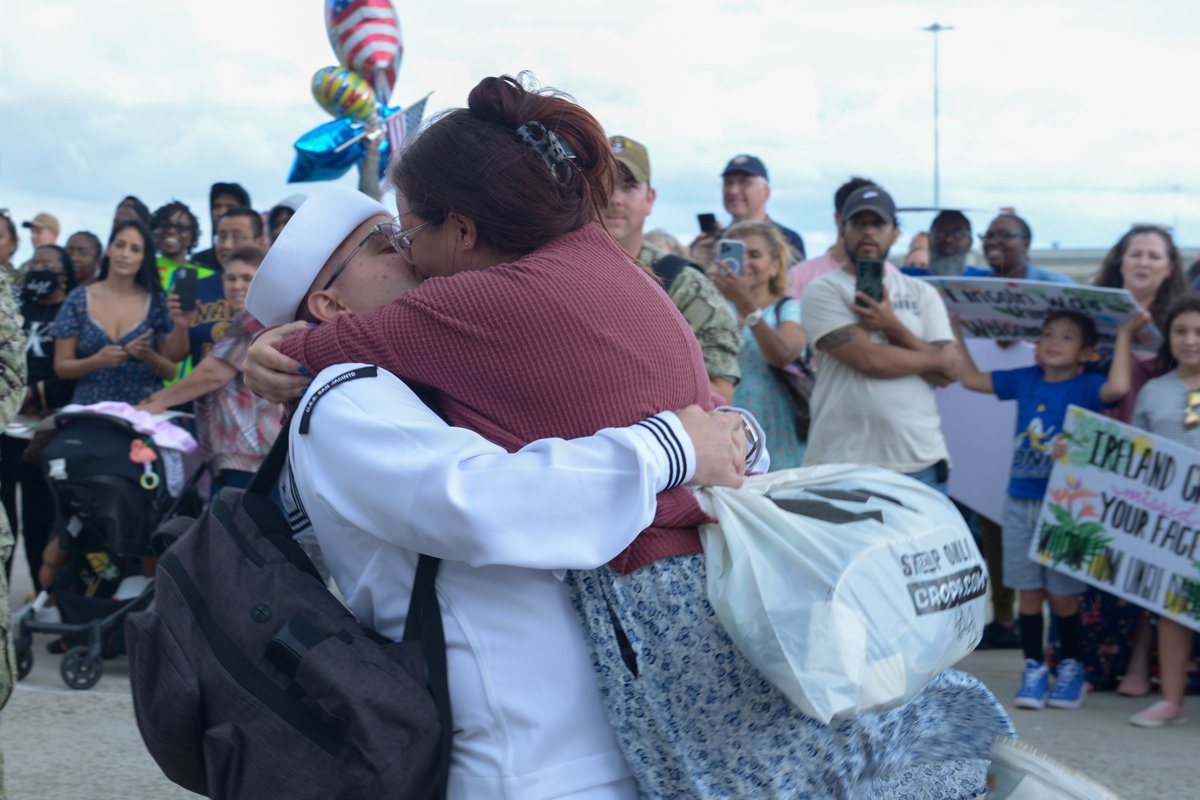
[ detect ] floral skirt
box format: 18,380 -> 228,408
565,555 -> 1015,799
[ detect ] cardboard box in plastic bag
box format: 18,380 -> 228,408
693,463 -> 986,723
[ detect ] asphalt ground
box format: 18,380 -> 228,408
1,535 -> 1194,799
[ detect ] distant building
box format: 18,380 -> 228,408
1028,248 -> 1108,283
947,247 -> 1200,284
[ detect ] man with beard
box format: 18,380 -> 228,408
800,185 -> 962,492
902,210 -> 976,277
928,210 -> 975,276
789,176 -> 899,299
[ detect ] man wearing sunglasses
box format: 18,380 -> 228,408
242,185 -> 756,798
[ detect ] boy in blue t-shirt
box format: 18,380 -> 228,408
954,308 -> 1148,711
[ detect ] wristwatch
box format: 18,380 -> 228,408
744,308 -> 765,327
715,405 -> 765,471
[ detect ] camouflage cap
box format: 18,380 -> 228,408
609,135 -> 651,185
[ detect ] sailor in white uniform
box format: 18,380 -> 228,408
245,186 -> 758,799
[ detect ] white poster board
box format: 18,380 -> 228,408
921,277 -> 1159,353
1037,406 -> 1200,632
939,340 -> 1035,522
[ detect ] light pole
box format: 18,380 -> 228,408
923,22 -> 954,208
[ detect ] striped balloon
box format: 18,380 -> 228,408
324,0 -> 402,105
311,66 -> 377,122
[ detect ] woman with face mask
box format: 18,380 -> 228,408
0,244 -> 77,594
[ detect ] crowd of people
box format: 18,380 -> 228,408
0,188 -> 290,610
1,71 -> 1198,796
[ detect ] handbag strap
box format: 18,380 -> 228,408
771,298 -> 816,377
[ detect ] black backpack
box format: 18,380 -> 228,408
126,378 -> 451,799
651,254 -> 706,290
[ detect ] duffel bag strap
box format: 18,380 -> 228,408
277,365 -> 451,799
404,555 -> 450,798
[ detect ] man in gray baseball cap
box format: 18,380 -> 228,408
799,184 -> 962,493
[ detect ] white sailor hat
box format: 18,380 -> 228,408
245,185 -> 391,326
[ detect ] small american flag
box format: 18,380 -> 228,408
326,0 -> 402,103
384,94 -> 430,169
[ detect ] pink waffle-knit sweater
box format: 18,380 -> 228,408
277,223 -> 716,574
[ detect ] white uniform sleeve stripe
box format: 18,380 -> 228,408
635,416 -> 685,489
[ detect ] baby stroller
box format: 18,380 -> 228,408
14,410 -> 201,690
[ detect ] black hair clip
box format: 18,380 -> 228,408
514,121 -> 575,185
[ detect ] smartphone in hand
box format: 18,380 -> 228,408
854,259 -> 884,305
697,213 -> 720,235
716,239 -> 746,275
173,267 -> 199,312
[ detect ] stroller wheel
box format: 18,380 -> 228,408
60,645 -> 103,690
15,637 -> 32,681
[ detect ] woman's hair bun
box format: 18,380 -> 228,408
392,73 -> 616,256
466,74 -> 528,127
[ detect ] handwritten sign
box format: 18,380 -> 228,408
1037,406 -> 1200,632
920,277 -> 1159,353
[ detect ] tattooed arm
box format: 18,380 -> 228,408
816,323 -> 955,380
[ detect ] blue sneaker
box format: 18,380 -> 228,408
1014,659 -> 1049,709
1047,658 -> 1087,709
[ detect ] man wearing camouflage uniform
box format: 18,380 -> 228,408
0,265 -> 24,798
605,135 -> 741,403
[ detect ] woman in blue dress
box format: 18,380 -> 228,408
51,220 -> 189,405
712,221 -> 808,469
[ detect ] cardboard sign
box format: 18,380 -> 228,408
1036,406 -> 1200,632
939,340 -> 1036,522
920,277 -> 1159,353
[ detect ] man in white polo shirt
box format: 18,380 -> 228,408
801,185 -> 962,491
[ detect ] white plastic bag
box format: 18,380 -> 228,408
693,463 -> 986,724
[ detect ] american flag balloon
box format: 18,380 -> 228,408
324,0 -> 403,105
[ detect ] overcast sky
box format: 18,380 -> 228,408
3,0 -> 1197,262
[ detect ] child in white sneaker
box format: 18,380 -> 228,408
955,308 -> 1146,710
1127,294 -> 1200,727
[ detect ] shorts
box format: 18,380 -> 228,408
1002,495 -> 1086,596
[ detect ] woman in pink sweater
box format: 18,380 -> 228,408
255,75 -> 1012,797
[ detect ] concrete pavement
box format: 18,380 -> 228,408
2,539 -> 1195,798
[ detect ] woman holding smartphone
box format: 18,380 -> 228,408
711,221 -> 809,469
50,220 -> 189,406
